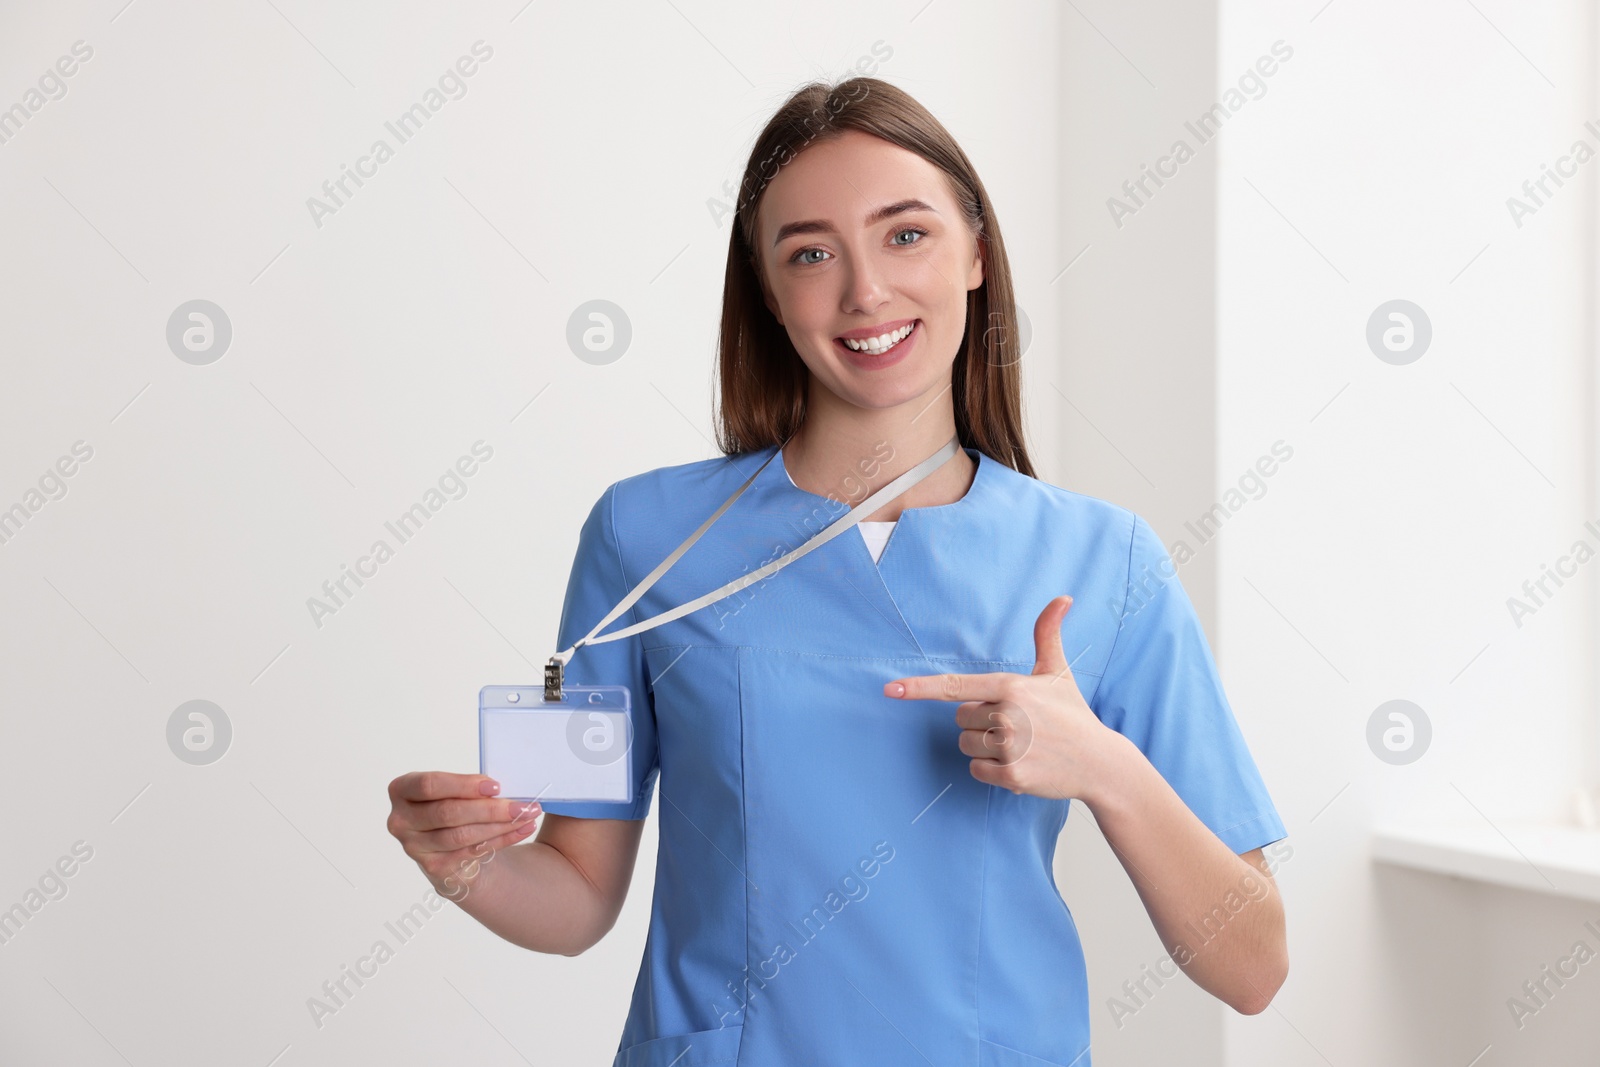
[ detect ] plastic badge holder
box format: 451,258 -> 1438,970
478,685 -> 635,803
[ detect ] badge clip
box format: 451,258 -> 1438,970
544,656 -> 565,702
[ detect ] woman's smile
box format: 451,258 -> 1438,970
833,317 -> 921,370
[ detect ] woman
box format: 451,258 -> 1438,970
387,76 -> 1288,1066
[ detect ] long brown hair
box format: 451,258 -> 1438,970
713,76 -> 1036,478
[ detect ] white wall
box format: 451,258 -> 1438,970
1058,1 -> 1600,1064
1217,0 -> 1599,1063
1053,3 -> 1230,1064
0,2 -> 1067,1063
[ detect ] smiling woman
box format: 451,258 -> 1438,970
720,98 -> 1028,490
387,75 -> 1288,1067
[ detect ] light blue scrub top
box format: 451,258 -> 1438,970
539,444 -> 1287,1067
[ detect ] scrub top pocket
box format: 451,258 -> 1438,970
615,1023 -> 743,1067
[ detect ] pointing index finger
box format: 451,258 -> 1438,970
884,672 -> 1016,703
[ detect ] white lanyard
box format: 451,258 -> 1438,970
545,432 -> 962,699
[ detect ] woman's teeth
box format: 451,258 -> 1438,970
841,321 -> 915,353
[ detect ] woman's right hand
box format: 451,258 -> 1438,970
386,771 -> 542,899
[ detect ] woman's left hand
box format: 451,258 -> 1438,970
882,595 -> 1127,804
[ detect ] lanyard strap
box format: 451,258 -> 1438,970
545,433 -> 962,699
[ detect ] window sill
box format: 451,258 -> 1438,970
1371,820 -> 1600,904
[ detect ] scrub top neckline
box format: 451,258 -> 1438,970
766,440 -> 992,520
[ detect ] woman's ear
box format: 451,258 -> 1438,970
966,233 -> 986,293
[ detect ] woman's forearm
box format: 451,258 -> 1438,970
1082,731 -> 1288,1013
441,839 -> 617,956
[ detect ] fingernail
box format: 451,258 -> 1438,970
886,682 -> 905,697
480,780 -> 500,796
516,801 -> 541,820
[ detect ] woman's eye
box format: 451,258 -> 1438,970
788,227 -> 927,266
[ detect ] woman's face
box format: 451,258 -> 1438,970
755,129 -> 985,413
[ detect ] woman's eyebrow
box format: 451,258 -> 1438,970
771,198 -> 939,247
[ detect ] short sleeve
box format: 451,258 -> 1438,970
1088,513 -> 1287,854
535,482 -> 660,820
